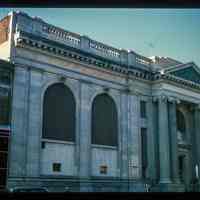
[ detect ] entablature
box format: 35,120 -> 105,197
9,11 -> 200,94
14,29 -> 154,83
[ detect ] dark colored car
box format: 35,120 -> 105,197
9,187 -> 49,193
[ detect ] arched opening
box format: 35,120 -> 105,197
42,83 -> 76,142
91,94 -> 118,146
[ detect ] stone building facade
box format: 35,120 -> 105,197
0,11 -> 200,192
0,59 -> 13,190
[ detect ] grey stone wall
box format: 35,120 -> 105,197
6,11 -> 200,192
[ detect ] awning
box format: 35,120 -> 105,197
0,125 -> 10,136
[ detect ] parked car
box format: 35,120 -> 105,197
9,187 -> 49,193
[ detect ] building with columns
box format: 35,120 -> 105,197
0,11 -> 200,192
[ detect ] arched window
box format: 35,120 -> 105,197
42,83 -> 76,142
92,94 -> 118,146
176,110 -> 186,141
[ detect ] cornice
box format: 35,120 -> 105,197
14,30 -> 153,82
153,73 -> 200,92
152,95 -> 181,104
13,30 -> 200,92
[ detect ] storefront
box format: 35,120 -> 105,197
0,59 -> 13,190
0,126 -> 10,189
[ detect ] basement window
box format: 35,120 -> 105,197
52,163 -> 61,172
100,165 -> 108,174
140,101 -> 147,118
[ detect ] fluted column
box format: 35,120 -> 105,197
168,97 -> 180,184
158,95 -> 171,184
194,104 -> 200,180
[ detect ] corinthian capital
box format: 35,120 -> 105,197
158,94 -> 168,103
152,96 -> 158,102
195,104 -> 200,111
168,96 -> 181,104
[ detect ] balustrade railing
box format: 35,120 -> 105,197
89,40 -> 120,59
42,24 -> 81,47
135,54 -> 152,66
16,11 -> 152,69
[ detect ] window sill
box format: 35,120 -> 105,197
41,139 -> 75,145
91,144 -> 117,150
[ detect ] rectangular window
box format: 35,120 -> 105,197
0,137 -> 8,152
0,94 -> 10,125
0,152 -> 7,169
52,163 -> 61,172
41,142 -> 45,149
0,70 -> 11,85
140,101 -> 147,118
141,128 -> 147,179
100,165 -> 108,174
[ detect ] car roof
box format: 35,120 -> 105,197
10,187 -> 48,191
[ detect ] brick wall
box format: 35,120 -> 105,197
0,16 -> 10,45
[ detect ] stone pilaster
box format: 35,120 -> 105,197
168,97 -> 180,184
146,97 -> 156,182
8,66 -> 29,178
157,95 -> 171,184
78,82 -> 92,191
128,94 -> 140,180
26,69 -> 43,177
120,92 -> 129,178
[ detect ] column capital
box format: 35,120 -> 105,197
168,96 -> 181,104
152,95 -> 181,104
152,96 -> 158,103
153,94 -> 168,103
189,104 -> 200,112
196,104 -> 200,111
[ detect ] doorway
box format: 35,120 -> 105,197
178,155 -> 185,183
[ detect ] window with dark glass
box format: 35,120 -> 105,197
42,83 -> 76,142
141,128 -> 147,179
178,155 -> 185,183
140,101 -> 147,118
0,90 -> 10,125
0,136 -> 8,188
92,94 -> 118,146
100,165 -> 108,174
0,70 -> 11,85
52,163 -> 61,172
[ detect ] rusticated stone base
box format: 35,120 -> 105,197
7,177 -> 147,192
151,183 -> 186,192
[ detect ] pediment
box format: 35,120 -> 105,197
167,64 -> 200,84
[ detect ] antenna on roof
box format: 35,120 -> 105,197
144,41 -> 155,57
144,32 -> 162,57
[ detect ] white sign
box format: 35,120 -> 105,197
195,164 -> 199,179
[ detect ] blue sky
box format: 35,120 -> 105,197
1,8 -> 200,66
